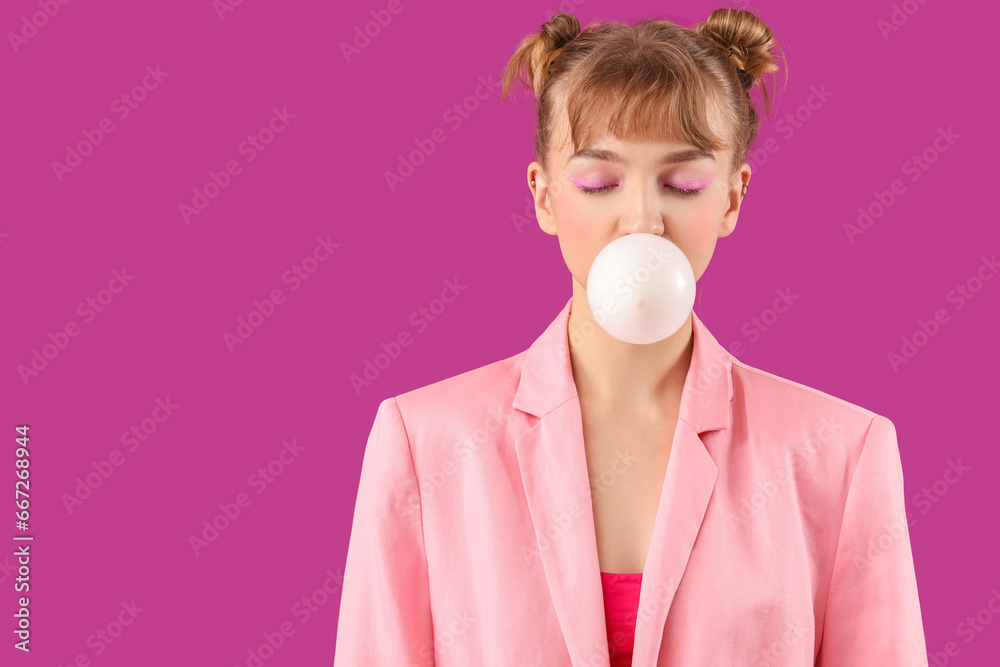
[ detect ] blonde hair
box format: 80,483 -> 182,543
500,8 -> 787,176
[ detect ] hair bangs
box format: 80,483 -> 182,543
560,58 -> 729,161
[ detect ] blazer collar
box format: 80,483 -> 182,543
512,296 -> 733,665
512,296 -> 733,431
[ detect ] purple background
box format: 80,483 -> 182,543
1,0 -> 997,664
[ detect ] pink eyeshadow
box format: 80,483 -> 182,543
569,178 -> 713,190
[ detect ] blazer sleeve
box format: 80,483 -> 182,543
816,415 -> 927,666
333,397 -> 436,666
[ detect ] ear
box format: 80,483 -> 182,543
720,162 -> 752,238
528,161 -> 557,236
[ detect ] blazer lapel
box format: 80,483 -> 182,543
512,296 -> 733,666
515,399 -> 609,664
630,419 -> 718,663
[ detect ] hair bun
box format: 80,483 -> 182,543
543,13 -> 583,48
542,13 -> 583,71
696,8 -> 783,92
501,12 -> 584,100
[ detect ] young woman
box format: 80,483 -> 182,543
334,9 -> 927,666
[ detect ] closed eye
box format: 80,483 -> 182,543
577,184 -> 703,196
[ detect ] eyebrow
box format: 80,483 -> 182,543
567,147 -> 716,165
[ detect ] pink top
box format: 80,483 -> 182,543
600,572 -> 643,667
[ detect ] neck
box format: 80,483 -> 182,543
567,278 -> 694,414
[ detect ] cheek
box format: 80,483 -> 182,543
553,196 -> 606,280
679,212 -> 722,276
691,214 -> 720,246
555,198 -> 590,241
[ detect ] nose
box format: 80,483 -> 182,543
617,182 -> 664,236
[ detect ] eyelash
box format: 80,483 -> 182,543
577,183 -> 703,196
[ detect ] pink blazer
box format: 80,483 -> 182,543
333,296 -> 927,666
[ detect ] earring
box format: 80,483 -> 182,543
741,181 -> 749,197
531,180 -> 536,186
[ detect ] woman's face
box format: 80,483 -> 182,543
528,103 -> 750,290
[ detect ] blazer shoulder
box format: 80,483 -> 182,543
731,355 -> 881,417
728,355 -> 889,443
387,348 -> 530,445
725,358 -> 905,508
